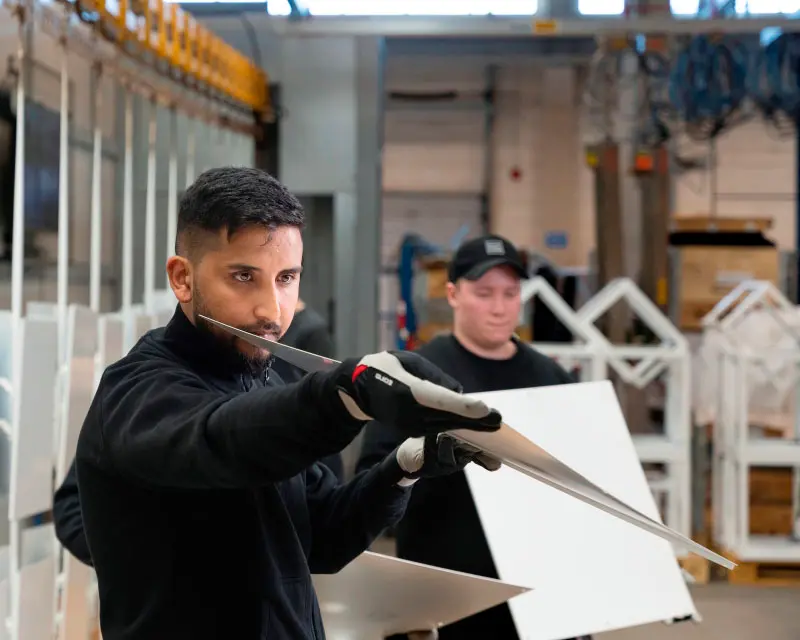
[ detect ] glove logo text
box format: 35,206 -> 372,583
374,373 -> 394,386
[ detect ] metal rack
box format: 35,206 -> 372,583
702,280 -> 800,562
577,278 -> 693,538
522,276 -> 692,538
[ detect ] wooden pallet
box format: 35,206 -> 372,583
724,552 -> 800,587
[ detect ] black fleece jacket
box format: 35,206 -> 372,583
75,306 -> 411,640
53,460 -> 93,566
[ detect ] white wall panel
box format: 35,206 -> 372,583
492,64 -> 594,267
383,109 -> 485,194
674,123 -> 797,249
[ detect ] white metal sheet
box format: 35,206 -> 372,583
0,312 -> 12,433
0,579 -> 8,640
464,382 -> 698,640
57,306 -> 99,485
98,315 -> 124,375
17,555 -> 55,640
25,302 -> 57,320
135,313 -> 157,340
59,555 -> 94,640
9,317 -> 59,520
313,552 -> 529,640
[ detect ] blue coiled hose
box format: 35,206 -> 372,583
668,35 -> 750,140
752,33 -> 800,134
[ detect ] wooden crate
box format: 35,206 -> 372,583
750,468 -> 794,504
703,468 -> 795,538
672,215 -> 773,234
422,265 -> 449,300
674,245 -> 780,331
750,504 -> 796,536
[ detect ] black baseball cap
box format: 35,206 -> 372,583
448,234 -> 528,283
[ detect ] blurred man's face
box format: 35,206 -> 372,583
447,265 -> 522,352
168,224 -> 303,368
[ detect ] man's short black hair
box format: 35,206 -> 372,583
176,167 -> 305,259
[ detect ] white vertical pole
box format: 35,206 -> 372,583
165,109 -> 178,273
144,98 -> 157,313
121,92 -> 134,348
185,119 -> 196,186
8,18 -> 27,640
56,42 -> 70,363
89,64 -> 103,313
10,30 -> 26,326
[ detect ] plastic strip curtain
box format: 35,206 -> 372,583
121,91 -> 134,350
166,108 -> 178,281
186,119 -> 196,186
57,39 -> 70,363
53,29 -> 71,517
90,64 -> 103,313
7,16 -> 26,640
144,98 -> 157,313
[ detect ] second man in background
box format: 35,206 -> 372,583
358,234 -> 581,640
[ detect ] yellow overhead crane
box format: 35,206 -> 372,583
56,0 -> 270,116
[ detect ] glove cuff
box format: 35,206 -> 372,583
378,448 -> 418,488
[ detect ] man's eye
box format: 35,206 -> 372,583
233,272 -> 253,283
279,273 -> 296,285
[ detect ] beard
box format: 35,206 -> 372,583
191,284 -> 280,373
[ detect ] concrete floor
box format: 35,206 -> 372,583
370,537 -> 800,640
600,584 -> 800,640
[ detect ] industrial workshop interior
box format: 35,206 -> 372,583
1,0 -> 800,637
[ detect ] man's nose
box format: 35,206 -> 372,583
490,295 -> 506,314
254,286 -> 281,324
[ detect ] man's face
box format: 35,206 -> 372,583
170,224 -> 303,367
447,265 -> 522,350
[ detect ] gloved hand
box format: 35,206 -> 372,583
334,350 -> 502,438
395,434 -> 502,486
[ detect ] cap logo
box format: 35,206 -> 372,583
484,239 -> 505,255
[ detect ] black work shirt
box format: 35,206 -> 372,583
76,306 -> 411,640
357,333 -> 575,640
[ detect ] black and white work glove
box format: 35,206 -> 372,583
394,434 -> 503,487
334,351 -> 502,438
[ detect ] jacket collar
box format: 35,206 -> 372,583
162,305 -> 274,384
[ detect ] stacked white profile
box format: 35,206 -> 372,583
699,280 -> 800,563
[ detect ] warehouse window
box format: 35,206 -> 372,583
576,0 -> 799,13
265,0 -> 538,14
577,0 -> 625,14
671,0 -> 800,13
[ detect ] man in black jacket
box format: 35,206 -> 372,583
75,167 -> 504,640
358,235 -> 583,640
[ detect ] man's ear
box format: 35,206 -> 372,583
167,256 -> 193,304
446,281 -> 458,309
